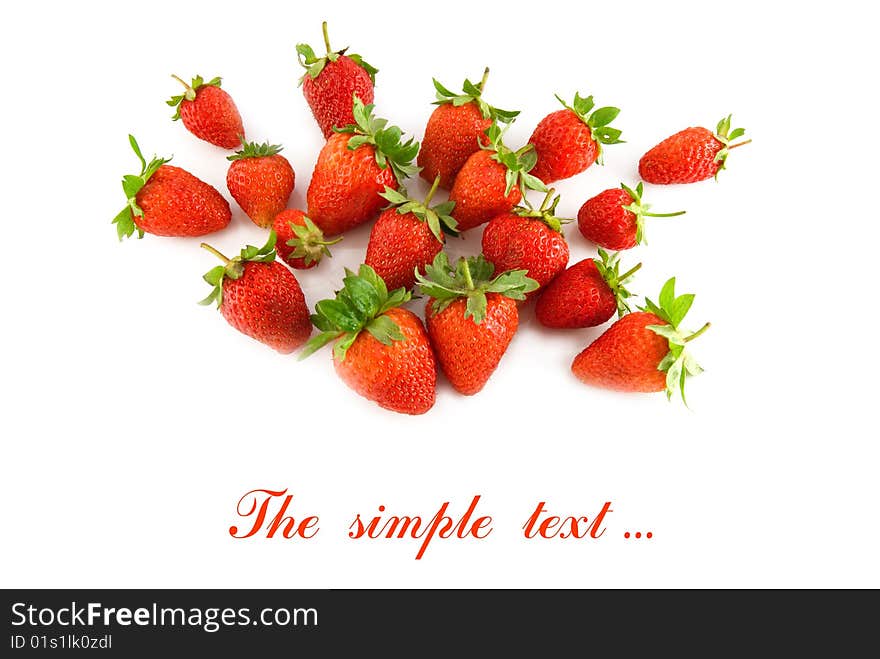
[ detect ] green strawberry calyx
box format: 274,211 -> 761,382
481,123 -> 548,198
335,94 -> 421,183
556,92 -> 623,165
712,114 -> 752,178
227,140 -> 284,161
640,277 -> 711,406
296,21 -> 378,86
112,134 -> 171,241
379,175 -> 458,243
198,231 -> 278,308
285,215 -> 342,267
620,181 -> 686,245
593,248 -> 641,318
431,67 -> 519,124
299,264 -> 411,362
415,252 -> 538,325
167,75 -> 222,120
514,188 -> 572,234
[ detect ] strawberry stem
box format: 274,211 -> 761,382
617,262 -> 642,281
171,74 -> 195,101
424,174 -> 441,206
200,242 -> 231,266
644,209 -> 687,218
322,20 -> 332,53
462,258 -> 475,290
513,143 -> 533,158
727,139 -> 752,150
683,322 -> 711,343
479,67 -> 490,92
539,188 -> 556,213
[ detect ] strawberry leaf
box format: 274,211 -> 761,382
365,314 -> 406,345
167,74 -> 222,120
513,189 -> 571,234
640,277 -> 711,405
112,207 -> 142,241
555,91 -> 624,164
465,291 -> 488,323
431,67 -> 519,124
347,54 -> 378,84
482,125 -> 548,198
121,175 -> 144,201
567,93 -> 594,116
589,106 -> 620,128
712,114 -> 751,177
316,300 -> 361,332
432,79 -> 457,97
296,22 -> 378,85
227,140 -> 283,161
300,263 -> 410,361
658,277 -> 676,313
112,135 -> 171,241
593,248 -> 641,317
340,95 -> 420,183
415,252 -> 538,323
198,231 -> 278,308
343,274 -> 382,318
285,215 -> 341,266
298,330 -> 339,358
669,294 -> 695,328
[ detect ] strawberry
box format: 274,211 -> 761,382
481,190 -> 570,293
273,209 -> 341,270
112,134 -> 231,240
226,140 -> 295,228
528,92 -> 623,184
417,68 -> 519,189
571,277 -> 710,403
365,176 -> 458,291
167,75 -> 244,149
577,182 -> 685,251
448,124 -> 547,232
296,21 -> 378,138
199,231 -> 312,354
639,114 -> 751,184
415,253 -> 537,395
306,95 -> 419,236
535,249 -> 641,329
300,265 -> 436,415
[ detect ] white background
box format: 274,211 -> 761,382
1,1 -> 877,588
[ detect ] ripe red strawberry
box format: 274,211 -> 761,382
296,21 -> 378,138
448,124 -> 547,232
273,209 -> 341,270
365,177 -> 458,291
307,96 -> 419,236
577,182 -> 686,251
112,135 -> 231,240
167,75 -> 244,149
300,265 -> 436,415
535,249 -> 641,329
226,140 -> 295,228
481,190 -> 570,293
415,253 -> 537,396
639,114 -> 751,184
528,92 -> 623,184
199,231 -> 312,354
571,277 -> 710,403
417,68 -> 519,189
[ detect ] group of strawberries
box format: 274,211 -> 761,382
113,22 -> 750,415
